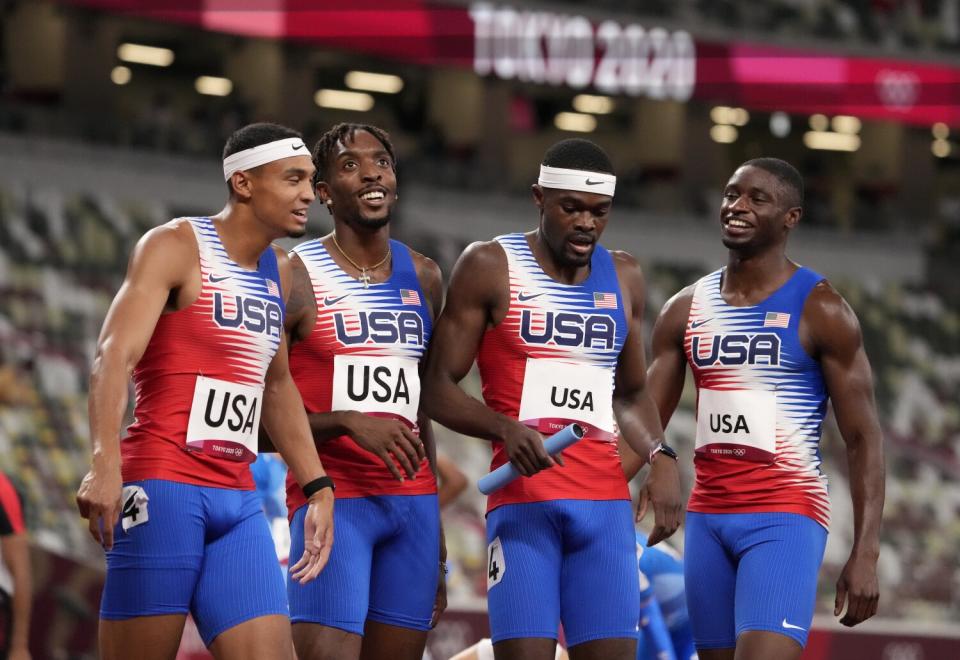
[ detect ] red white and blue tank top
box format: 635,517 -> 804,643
477,233 -> 630,512
286,238 -> 436,511
685,266 -> 831,528
122,217 -> 284,489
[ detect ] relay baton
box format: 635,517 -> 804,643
478,423 -> 585,495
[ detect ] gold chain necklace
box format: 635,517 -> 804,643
331,233 -> 391,288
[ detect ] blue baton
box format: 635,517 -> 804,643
478,423 -> 585,495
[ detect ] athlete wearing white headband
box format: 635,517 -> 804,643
538,164 -> 616,197
223,137 -> 311,181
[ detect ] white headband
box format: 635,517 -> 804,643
223,137 -> 310,181
538,164 -> 616,197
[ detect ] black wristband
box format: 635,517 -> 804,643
302,476 -> 335,499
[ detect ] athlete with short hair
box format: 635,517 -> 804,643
645,158 -> 885,660
76,122 -> 335,660
422,138 -> 683,660
283,123 -> 445,660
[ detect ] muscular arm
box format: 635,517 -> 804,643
620,286 -> 693,480
77,221 -> 195,549
421,242 -> 555,477
611,253 -> 682,544
262,249 -> 334,582
804,282 -> 885,626
263,249 -> 330,489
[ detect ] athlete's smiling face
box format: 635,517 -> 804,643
234,154 -> 316,239
720,165 -> 801,253
533,185 -> 612,268
318,130 -> 397,231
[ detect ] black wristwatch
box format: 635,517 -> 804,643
649,442 -> 679,464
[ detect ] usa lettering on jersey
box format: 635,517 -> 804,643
213,292 -> 283,337
519,309 -> 615,350
334,310 -> 424,346
691,333 -> 781,367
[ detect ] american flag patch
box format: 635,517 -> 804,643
594,292 -> 617,309
763,311 -> 790,328
400,289 -> 421,306
265,279 -> 280,297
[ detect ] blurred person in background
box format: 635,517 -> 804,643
423,138 -> 682,660
0,473 -> 30,660
75,122 -> 335,660
282,123 -> 445,660
635,533 -> 696,660
642,158 -> 885,660
437,454 -> 468,509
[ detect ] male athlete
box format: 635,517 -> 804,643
422,138 -> 682,660
646,158 -> 885,659
76,123 -> 335,660
283,123 -> 444,660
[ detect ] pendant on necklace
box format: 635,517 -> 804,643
360,269 -> 370,288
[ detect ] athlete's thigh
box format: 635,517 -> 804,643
208,614 -> 294,660
486,502 -> 563,643
192,490 -> 288,647
288,497 -> 380,635
558,500 -> 638,649
733,512 -> 827,649
100,480 -> 205,623
367,494 -> 440,634
360,620 -> 429,660
683,512 -> 737,651
100,615 -> 188,660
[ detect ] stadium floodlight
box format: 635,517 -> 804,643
195,76 -> 233,97
710,124 -> 738,144
554,112 -> 597,133
710,106 -> 733,125
932,139 -> 951,158
831,115 -> 862,135
117,43 -> 174,67
315,89 -> 375,112
110,66 -> 131,86
803,131 -> 860,152
770,112 -> 791,138
808,114 -> 829,132
345,71 -> 404,94
572,94 -> 615,115
932,122 -> 950,140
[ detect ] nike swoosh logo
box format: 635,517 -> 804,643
209,274 -> 231,283
781,618 -> 805,631
292,142 -> 306,151
323,294 -> 350,306
585,179 -> 604,185
517,291 -> 545,302
690,319 -> 711,328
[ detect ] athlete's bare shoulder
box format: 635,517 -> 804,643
801,279 -> 862,357
654,283 -> 697,346
284,248 -> 317,341
408,247 -> 443,319
458,239 -> 507,271
444,239 -> 509,320
128,218 -> 198,280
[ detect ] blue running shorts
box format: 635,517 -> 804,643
100,479 -> 288,646
288,494 -> 440,634
485,499 -> 639,648
684,511 -> 827,649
